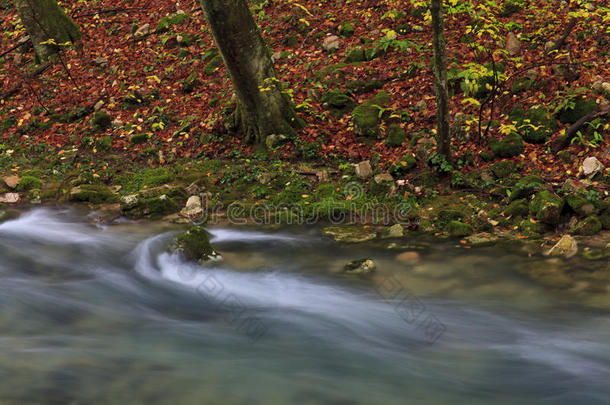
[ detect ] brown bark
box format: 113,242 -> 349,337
431,0 -> 451,162
199,0 -> 303,146
14,0 -> 81,63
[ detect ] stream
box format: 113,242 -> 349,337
0,209 -> 609,404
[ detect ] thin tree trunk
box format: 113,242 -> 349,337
14,0 -> 81,63
430,0 -> 451,162
199,0 -> 303,146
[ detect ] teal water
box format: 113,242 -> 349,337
0,209 -> 609,404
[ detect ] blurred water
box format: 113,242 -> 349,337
0,209 -> 609,404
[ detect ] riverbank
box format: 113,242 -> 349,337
0,148 -> 608,261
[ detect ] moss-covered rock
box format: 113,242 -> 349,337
573,216 -> 602,236
69,184 -> 118,204
489,132 -> 524,158
338,22 -> 355,37
343,258 -> 376,275
173,226 -> 221,263
122,195 -> 178,219
345,80 -> 384,94
505,198 -> 529,217
352,91 -> 390,138
565,193 -> 596,216
437,209 -> 465,226
344,47 -> 366,63
556,97 -> 599,125
519,218 -> 546,238
509,105 -> 556,144
386,124 -> 406,147
448,220 -> 473,237
156,12 -> 189,33
509,175 -> 545,201
91,110 -> 112,132
529,190 -> 564,225
390,154 -> 416,176
489,160 -> 516,178
15,176 -> 42,191
321,90 -> 354,115
142,167 -> 173,187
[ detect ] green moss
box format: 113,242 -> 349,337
385,124 -> 406,147
344,47 -> 366,63
505,199 -> 529,217
16,176 -> 42,191
518,218 -> 546,238
352,91 -> 390,138
69,184 -> 117,204
174,226 -> 220,262
282,34 -> 299,47
344,80 -> 383,95
480,151 -> 494,162
556,97 -> 599,125
573,216 -> 602,236
204,55 -> 223,75
509,105 -> 556,144
489,160 -> 516,178
509,175 -> 545,201
130,133 -> 149,144
142,167 -> 173,187
95,136 -> 113,151
390,154 -> 416,176
448,220 -> 473,237
338,22 -> 355,37
437,209 -> 465,226
489,132 -> 524,158
529,190 -> 564,225
123,195 -> 178,219
91,110 -> 112,132
321,90 -> 353,111
565,193 -> 595,215
156,12 -> 189,33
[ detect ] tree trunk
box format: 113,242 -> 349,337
199,0 -> 304,146
14,0 -> 81,63
430,0 -> 451,162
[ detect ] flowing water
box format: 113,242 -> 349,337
0,209 -> 609,404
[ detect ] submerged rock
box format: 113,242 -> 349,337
322,225 -> 377,243
395,251 -> 420,264
381,224 -> 404,238
545,234 -> 578,258
173,226 -> 221,263
343,258 -> 376,275
465,234 -> 499,247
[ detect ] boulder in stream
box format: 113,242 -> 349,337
173,226 -> 221,264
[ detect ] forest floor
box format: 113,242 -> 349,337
0,0 -> 609,256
